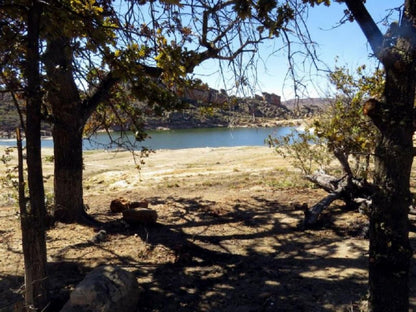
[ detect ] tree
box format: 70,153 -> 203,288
337,2 -> 414,311
273,0 -> 415,309
1,1 -> 49,310
22,2 -> 49,309
2,0 -> 296,223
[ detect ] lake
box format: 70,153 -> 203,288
0,126 -> 296,150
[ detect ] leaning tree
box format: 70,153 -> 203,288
270,65 -> 384,225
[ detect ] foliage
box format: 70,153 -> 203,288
267,129 -> 330,175
313,65 -> 383,179
269,65 -> 384,178
0,147 -> 19,194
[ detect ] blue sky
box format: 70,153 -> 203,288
193,1 -> 403,100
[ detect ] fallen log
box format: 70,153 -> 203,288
303,172 -> 373,228
305,172 -> 344,193
303,192 -> 342,227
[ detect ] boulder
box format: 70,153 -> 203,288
60,265 -> 140,312
122,208 -> 158,225
91,229 -> 108,243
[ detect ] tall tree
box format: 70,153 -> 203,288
300,1 -> 413,310
340,1 -> 414,311
11,1 -> 49,310
268,0 -> 413,309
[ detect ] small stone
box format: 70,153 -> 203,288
91,230 -> 107,243
122,208 -> 158,225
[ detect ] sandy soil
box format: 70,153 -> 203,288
0,146 -> 415,311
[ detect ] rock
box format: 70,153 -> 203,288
130,200 -> 149,209
262,92 -> 282,106
122,208 -> 158,225
91,230 -> 107,243
110,198 -> 149,213
110,198 -> 130,213
60,265 -> 140,312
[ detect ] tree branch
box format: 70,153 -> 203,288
343,0 -> 384,57
82,63 -> 164,122
82,72 -> 120,122
303,192 -> 342,227
141,64 -> 163,78
363,98 -> 385,130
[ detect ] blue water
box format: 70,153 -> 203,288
0,126 -> 295,150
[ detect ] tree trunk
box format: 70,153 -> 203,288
22,2 -> 49,309
43,30 -> 121,223
341,2 -> 416,310
366,66 -> 414,312
44,37 -> 87,223
303,173 -> 373,226
52,122 -> 85,223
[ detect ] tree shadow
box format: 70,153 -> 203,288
4,195 -> 415,311
0,273 -> 23,312
37,195 -> 375,311
121,196 -> 369,311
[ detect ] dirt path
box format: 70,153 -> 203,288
0,146 -> 415,311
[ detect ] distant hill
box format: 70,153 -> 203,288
282,98 -> 331,114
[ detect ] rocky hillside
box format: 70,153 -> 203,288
145,91 -> 293,129
0,88 -> 329,137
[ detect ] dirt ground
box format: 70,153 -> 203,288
0,146 -> 415,311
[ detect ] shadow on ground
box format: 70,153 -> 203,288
100,195 -> 369,312
6,195 -> 413,311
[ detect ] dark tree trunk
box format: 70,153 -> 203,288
44,37 -> 86,223
22,1 -> 49,309
366,65 -> 414,312
43,35 -> 118,223
52,122 -> 85,223
342,1 -> 416,310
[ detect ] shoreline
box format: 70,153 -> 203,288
150,118 -> 306,131
0,118 -> 308,140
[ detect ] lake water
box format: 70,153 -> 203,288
0,126 -> 296,150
